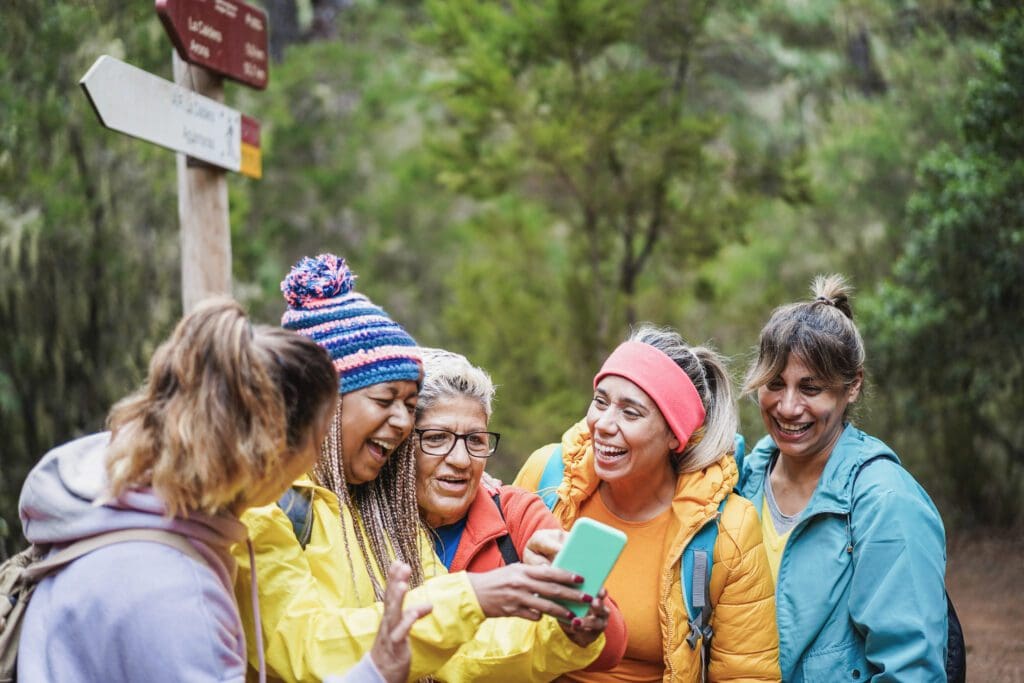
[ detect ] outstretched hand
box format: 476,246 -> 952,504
369,561 -> 433,683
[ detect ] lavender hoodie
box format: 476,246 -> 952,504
18,433 -> 383,683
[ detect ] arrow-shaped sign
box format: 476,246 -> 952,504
80,55 -> 261,179
156,0 -> 269,90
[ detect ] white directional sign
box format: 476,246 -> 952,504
80,55 -> 259,177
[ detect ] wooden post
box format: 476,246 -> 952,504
173,51 -> 232,313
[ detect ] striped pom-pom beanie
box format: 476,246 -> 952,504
281,254 -> 422,395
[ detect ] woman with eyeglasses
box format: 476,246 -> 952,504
413,349 -> 627,675
235,254 -> 615,683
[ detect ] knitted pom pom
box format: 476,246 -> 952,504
281,253 -> 358,309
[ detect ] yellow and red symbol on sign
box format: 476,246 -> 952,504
240,114 -> 261,179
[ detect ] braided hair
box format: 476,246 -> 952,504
280,253 -> 428,600
313,398 -> 427,601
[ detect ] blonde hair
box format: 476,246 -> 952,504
743,274 -> 865,416
105,298 -> 338,517
627,325 -> 738,473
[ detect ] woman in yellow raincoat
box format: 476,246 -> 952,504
234,253 -> 611,682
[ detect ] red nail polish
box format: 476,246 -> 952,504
581,593 -> 593,603
572,617 -> 582,628
573,574 -> 585,583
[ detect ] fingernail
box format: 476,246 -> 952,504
573,574 -> 585,583
580,593 -> 593,603
572,617 -> 582,628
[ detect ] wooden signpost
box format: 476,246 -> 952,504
80,56 -> 261,177
79,0 -> 269,313
155,0 -> 269,89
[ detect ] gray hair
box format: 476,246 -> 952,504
627,324 -> 738,473
416,347 -> 496,420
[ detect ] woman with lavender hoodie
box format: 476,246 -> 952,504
16,298 -> 429,683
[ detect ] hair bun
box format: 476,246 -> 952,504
281,254 -> 357,309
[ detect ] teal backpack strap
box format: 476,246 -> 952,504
682,495 -> 729,682
277,486 -> 314,549
538,445 -> 565,510
733,433 -> 747,490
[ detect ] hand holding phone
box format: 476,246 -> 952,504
551,518 -> 627,618
523,528 -> 567,566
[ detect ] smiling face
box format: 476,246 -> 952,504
415,395 -> 489,528
585,375 -> 680,487
340,380 -> 420,485
757,355 -> 862,466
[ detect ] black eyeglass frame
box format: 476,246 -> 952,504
413,428 -> 501,458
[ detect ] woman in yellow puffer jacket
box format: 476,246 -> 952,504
516,325 -> 781,682
233,254 -> 610,683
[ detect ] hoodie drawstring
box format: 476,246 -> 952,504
247,537 -> 266,683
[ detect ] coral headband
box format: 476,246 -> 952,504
594,341 -> 706,451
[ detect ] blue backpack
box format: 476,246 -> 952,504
535,434 -> 746,675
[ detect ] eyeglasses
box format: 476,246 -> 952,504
414,428 -> 501,458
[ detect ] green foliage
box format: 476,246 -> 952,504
434,198 -> 586,476
2,0 -> 1020,543
229,3 -> 459,334
862,7 -> 1024,525
0,0 -> 181,551
421,0 -> 740,366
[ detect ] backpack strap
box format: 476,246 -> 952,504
945,591 -> 966,683
489,493 -> 521,565
0,529 -> 215,683
733,433 -> 746,477
24,528 -> 206,582
538,444 -> 565,510
681,495 -> 729,683
277,486 -> 314,549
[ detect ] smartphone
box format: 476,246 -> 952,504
551,518 -> 628,618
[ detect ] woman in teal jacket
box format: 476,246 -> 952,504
738,275 -> 947,682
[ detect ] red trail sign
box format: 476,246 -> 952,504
156,0 -> 269,89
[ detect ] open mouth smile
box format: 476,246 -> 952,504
774,418 -> 812,437
367,437 -> 397,462
594,441 -> 628,461
435,474 -> 469,492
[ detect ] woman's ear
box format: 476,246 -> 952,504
848,371 -> 864,402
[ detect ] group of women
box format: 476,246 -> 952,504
16,253 -> 950,683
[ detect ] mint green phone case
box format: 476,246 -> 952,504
551,517 -> 628,618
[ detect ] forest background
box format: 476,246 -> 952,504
2,0 -> 1022,554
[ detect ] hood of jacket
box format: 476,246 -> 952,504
19,432 -> 247,567
739,422 -> 899,516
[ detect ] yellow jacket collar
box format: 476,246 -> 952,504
554,419 -> 738,531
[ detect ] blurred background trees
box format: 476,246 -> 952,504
1,0 -> 1020,553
